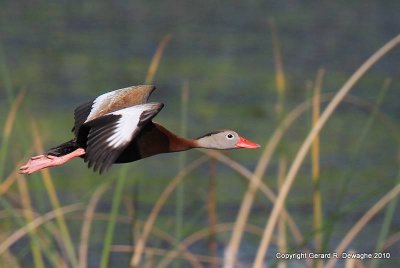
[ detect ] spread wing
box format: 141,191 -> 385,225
72,85 -> 156,136
72,100 -> 94,135
83,102 -> 164,173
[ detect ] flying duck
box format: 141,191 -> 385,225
20,85 -> 260,174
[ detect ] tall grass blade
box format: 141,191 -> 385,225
17,175 -> 45,268
371,137 -> 399,268
269,18 -> 288,268
223,18 -> 291,268
30,121 -> 79,267
133,221 -> 200,267
174,81 -> 189,267
180,222 -> 264,253
269,18 -> 286,101
311,69 -> 324,267
0,201 -> 82,255
325,184 -> 400,268
0,247 -> 20,268
0,159 -> 26,196
207,159 -> 218,268
382,232 -> 400,250
325,78 -> 391,248
159,222 -> 264,268
223,98 -> 313,267
100,168 -> 128,268
116,245 -> 220,267
79,182 -> 110,268
0,196 -> 69,267
130,157 -> 207,267
129,35 -> 172,267
204,150 -> 303,244
145,34 -> 171,84
276,157 -> 287,268
0,91 -> 25,179
212,92 -> 399,266
252,34 -> 400,268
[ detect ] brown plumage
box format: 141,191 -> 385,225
20,85 -> 259,174
72,85 -> 156,135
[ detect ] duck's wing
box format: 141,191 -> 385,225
72,85 -> 156,136
73,99 -> 94,135
83,102 -> 164,173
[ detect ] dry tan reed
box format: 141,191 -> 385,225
311,69 -> 324,268
223,90 -> 318,267
159,222 -> 264,268
0,90 -> 25,178
253,34 -> 400,267
0,203 -> 82,255
145,34 -> 172,84
140,222 -> 202,267
17,174 -> 45,267
126,34 -> 173,267
326,184 -> 400,268
78,183 -> 110,268
207,159 -> 218,268
115,245 -> 239,267
0,159 -> 26,195
204,150 -> 303,243
269,18 -> 289,268
383,231 -> 400,250
3,26 -> 398,268
210,91 -> 398,267
0,243 -> 20,268
269,18 -> 286,97
30,121 -> 79,267
2,91 -> 24,138
130,156 -> 208,267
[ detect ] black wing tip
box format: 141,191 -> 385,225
85,150 -> 115,174
150,102 -> 164,110
137,102 -> 164,128
84,118 -> 123,175
73,100 -> 95,136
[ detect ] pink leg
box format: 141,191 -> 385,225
19,148 -> 86,175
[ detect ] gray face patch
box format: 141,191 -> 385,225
197,130 -> 240,149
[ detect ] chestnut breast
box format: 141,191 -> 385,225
115,122 -> 171,163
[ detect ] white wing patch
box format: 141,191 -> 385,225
84,101 -> 163,173
105,104 -> 153,148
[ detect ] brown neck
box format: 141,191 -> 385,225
152,123 -> 197,152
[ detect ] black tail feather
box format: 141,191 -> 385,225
47,139 -> 80,156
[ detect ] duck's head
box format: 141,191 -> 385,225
196,130 -> 260,150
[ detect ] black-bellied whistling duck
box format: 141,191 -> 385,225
20,85 -> 260,174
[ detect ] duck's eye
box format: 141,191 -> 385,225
226,133 -> 234,139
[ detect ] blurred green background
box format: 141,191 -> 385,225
1,1 -> 399,267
